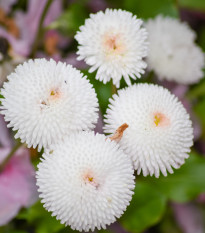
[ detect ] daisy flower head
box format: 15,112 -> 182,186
75,9 -> 148,88
145,15 -> 205,84
104,84 -> 193,178
36,131 -> 135,232
1,59 -> 99,151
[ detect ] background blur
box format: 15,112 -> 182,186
0,0 -> 205,233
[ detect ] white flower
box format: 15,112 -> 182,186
36,131 -> 135,232
104,84 -> 193,178
145,15 -> 205,84
75,9 -> 148,88
1,59 -> 99,151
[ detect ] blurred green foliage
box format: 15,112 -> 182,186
120,152 -> 205,232
49,2 -> 89,35
198,26 -> 205,52
178,0 -> 205,10
141,152 -> 205,202
187,77 -> 205,138
124,0 -> 178,18
157,207 -> 182,233
17,201 -> 65,233
194,98 -> 205,138
120,182 -> 167,233
187,78 -> 205,100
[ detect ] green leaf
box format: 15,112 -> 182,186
178,0 -> 205,11
141,152 -> 205,202
17,201 -> 65,233
198,26 -> 205,52
124,0 -> 179,19
49,3 -> 88,35
98,229 -> 114,233
0,92 -> 4,105
120,182 -> 167,233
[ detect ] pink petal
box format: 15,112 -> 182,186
0,27 -> 30,57
0,0 -> 17,13
15,0 -> 62,51
172,203 -> 204,233
0,115 -> 12,148
0,147 -> 38,226
0,148 -> 10,164
0,198 -> 21,226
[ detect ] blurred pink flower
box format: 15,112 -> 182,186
15,0 -> 62,53
0,28 -> 26,87
0,0 -> 62,57
0,115 -> 12,148
0,147 -> 38,226
197,193 -> 205,203
0,0 -> 17,13
0,27 -> 29,57
0,115 -> 38,226
87,0 -> 107,12
172,202 -> 204,233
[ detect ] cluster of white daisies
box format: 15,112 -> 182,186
0,8 -> 203,232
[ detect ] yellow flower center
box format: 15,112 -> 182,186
50,90 -> 55,96
153,112 -> 170,127
154,114 -> 161,126
49,88 -> 62,102
87,176 -> 94,182
83,170 -> 99,188
40,88 -> 62,108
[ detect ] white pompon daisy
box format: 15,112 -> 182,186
75,9 -> 148,88
36,131 -> 135,232
104,84 -> 193,178
145,15 -> 205,84
0,59 -> 99,151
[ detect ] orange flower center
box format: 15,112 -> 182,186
103,32 -> 125,56
105,36 -> 118,50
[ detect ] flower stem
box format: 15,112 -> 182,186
30,0 -> 53,58
0,141 -> 23,172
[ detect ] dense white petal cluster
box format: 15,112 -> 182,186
36,131 -> 135,232
145,15 -> 205,84
75,9 -> 148,87
1,59 -> 99,151
104,84 -> 193,177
